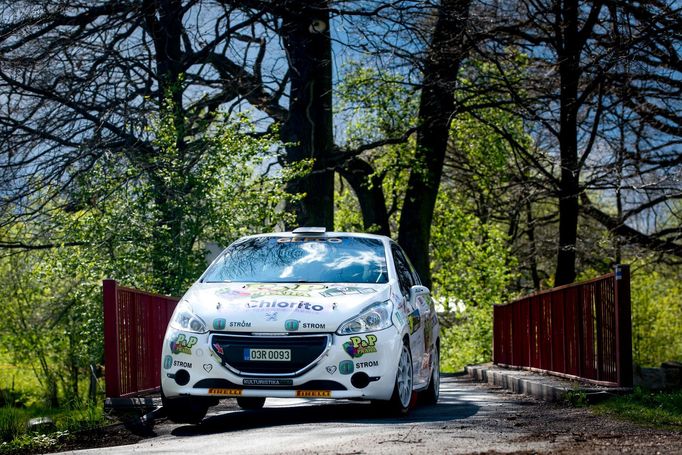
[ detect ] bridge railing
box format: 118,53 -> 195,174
103,280 -> 179,398
493,265 -> 632,387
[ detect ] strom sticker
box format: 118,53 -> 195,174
343,335 -> 378,358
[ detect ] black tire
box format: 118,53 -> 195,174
237,397 -> 266,410
161,390 -> 209,424
383,342 -> 414,416
419,345 -> 440,406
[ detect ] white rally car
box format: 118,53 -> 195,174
160,228 -> 440,423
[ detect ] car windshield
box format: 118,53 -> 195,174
202,236 -> 388,284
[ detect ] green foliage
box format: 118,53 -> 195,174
432,193 -> 518,372
630,266 -> 682,366
0,400 -> 101,450
336,64 -> 419,230
0,93 -> 300,407
594,387 -> 682,429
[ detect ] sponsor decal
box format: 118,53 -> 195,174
203,364 -> 213,372
343,335 -> 378,358
163,355 -> 173,370
320,286 -> 376,297
356,360 -> 379,369
173,360 -> 192,368
213,318 -> 227,330
302,322 -> 326,329
326,365 -> 337,374
285,319 -> 300,331
170,334 -> 198,355
296,390 -> 331,397
229,320 -> 252,328
277,237 -> 342,243
244,283 -> 327,298
208,388 -> 243,396
246,299 -> 325,312
265,312 -> 278,321
339,360 -> 354,375
215,288 -> 251,298
213,342 -> 224,355
243,378 -> 294,386
408,309 -> 421,334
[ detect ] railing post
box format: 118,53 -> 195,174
103,279 -> 121,397
614,264 -> 633,387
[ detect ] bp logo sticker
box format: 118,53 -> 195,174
213,318 -> 226,330
163,355 -> 173,370
285,319 -> 300,331
339,360 -> 354,375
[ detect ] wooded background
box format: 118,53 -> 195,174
0,0 -> 680,406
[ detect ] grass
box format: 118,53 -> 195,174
593,387 -> 682,430
0,352 -> 107,454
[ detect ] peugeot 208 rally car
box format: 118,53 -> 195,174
160,228 -> 440,423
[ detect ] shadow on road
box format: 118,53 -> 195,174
171,386 -> 479,437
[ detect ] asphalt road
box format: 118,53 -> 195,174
62,376 -> 682,454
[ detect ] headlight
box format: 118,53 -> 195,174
170,301 -> 207,333
337,300 -> 393,335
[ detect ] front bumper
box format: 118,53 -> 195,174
160,326 -> 401,401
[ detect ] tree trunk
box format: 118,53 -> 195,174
398,0 -> 471,288
281,1 -> 335,229
337,157 -> 390,235
554,0 -> 581,286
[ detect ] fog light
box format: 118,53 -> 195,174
175,369 -> 190,386
351,372 -> 370,389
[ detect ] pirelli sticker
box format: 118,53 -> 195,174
208,388 -> 243,396
296,390 -> 331,398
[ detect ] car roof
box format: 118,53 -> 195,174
241,230 -> 391,243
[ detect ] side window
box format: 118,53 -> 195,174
391,244 -> 415,297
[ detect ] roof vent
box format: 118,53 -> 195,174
292,227 -> 326,234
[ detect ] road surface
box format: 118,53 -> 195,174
63,376 -> 682,454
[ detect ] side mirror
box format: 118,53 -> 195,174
409,285 -> 430,300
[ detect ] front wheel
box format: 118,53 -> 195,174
385,342 -> 414,415
237,397 -> 266,410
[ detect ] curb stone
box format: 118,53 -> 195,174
466,364 -> 631,403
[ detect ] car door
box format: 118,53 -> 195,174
391,244 -> 428,388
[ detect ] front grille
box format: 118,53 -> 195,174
211,334 -> 331,376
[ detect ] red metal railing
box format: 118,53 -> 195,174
103,280 -> 179,398
493,265 -> 632,387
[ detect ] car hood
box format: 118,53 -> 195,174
182,282 -> 393,333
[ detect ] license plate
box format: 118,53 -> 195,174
243,348 -> 291,361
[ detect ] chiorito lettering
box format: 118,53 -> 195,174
173,360 -> 193,368
247,300 -> 325,312
355,360 -> 379,369
208,388 -> 243,396
295,390 -> 331,398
